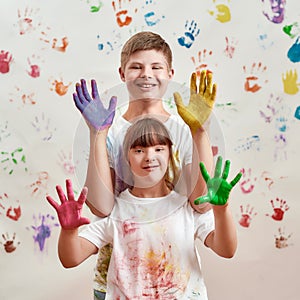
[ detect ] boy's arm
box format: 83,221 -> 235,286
174,71 -> 216,213
73,79 -> 117,217
195,157 -> 242,258
46,179 -> 98,267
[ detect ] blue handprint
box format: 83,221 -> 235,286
177,20 -> 200,49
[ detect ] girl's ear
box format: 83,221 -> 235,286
119,67 -> 125,82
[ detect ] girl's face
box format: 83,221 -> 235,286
119,49 -> 174,101
128,144 -> 170,188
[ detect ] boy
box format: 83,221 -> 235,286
73,31 -> 216,299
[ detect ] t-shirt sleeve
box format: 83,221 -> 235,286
194,209 -> 215,242
78,219 -> 113,249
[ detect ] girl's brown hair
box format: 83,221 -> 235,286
123,117 -> 179,190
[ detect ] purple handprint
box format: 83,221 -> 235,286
73,79 -> 117,131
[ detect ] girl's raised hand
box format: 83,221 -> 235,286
46,179 -> 90,229
194,156 -> 242,206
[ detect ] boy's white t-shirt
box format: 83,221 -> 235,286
79,189 -> 215,300
106,114 -> 193,194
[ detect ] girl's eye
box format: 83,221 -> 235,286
134,149 -> 143,153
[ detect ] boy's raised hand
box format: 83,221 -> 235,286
46,179 -> 90,230
194,156 -> 242,206
73,79 -> 117,131
174,71 -> 216,134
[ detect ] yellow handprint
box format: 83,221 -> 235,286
282,69 -> 300,95
208,1 -> 231,23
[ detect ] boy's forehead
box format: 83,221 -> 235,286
127,49 -> 168,64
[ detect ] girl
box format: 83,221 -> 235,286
47,118 -> 241,300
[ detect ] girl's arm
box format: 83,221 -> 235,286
204,203 -> 237,258
46,179 -> 98,267
58,229 -> 98,268
194,157 -> 242,258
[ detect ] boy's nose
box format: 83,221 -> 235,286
140,67 -> 153,78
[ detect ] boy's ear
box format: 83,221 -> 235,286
169,68 -> 174,79
119,67 -> 125,82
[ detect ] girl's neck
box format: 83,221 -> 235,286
130,182 -> 171,198
123,98 -> 170,121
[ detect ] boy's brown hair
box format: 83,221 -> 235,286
120,31 -> 173,71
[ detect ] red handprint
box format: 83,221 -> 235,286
239,204 -> 257,228
266,197 -> 289,221
0,50 -> 13,74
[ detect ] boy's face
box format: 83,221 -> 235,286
119,49 -> 174,101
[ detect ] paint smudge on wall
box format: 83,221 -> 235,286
31,113 -> 57,141
287,36 -> 300,63
177,20 -> 200,49
0,121 -> 11,142
0,50 -> 13,74
208,0 -> 231,23
0,147 -> 28,174
0,233 -> 20,253
28,171 -> 49,197
239,204 -> 257,228
224,36 -> 238,58
259,93 -> 283,123
0,193 -> 21,221
27,55 -> 44,78
243,62 -> 268,93
191,49 -> 214,75
9,86 -> 36,106
261,0 -> 286,24
266,198 -> 289,221
112,0 -> 137,27
282,69 -> 299,95
239,168 -> 257,194
142,0 -> 165,27
49,77 -> 72,96
28,213 -> 59,252
274,227 -> 292,248
283,22 -> 300,39
234,135 -> 261,153
58,150 -> 76,175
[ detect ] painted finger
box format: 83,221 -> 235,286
190,72 -> 197,95
91,79 -> 100,100
77,187 -> 88,206
80,79 -> 93,102
66,179 -> 75,201
198,70 -> 206,95
46,195 -> 59,211
199,162 -> 210,182
230,172 -> 243,187
56,185 -> 67,204
214,156 -> 223,178
222,159 -> 230,180
73,93 -> 84,112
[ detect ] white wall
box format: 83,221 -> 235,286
0,0 -> 299,299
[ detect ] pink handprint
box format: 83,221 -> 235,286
274,227 -> 292,249
266,197 -> 289,221
0,50 -> 13,74
239,168 -> 257,194
224,36 -> 238,58
191,49 -> 214,75
239,204 -> 257,228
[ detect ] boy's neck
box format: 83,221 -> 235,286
123,98 -> 170,122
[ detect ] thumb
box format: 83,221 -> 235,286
194,195 -> 210,205
173,92 -> 184,109
108,96 -> 117,112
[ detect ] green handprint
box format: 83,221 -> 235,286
194,156 -> 242,206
